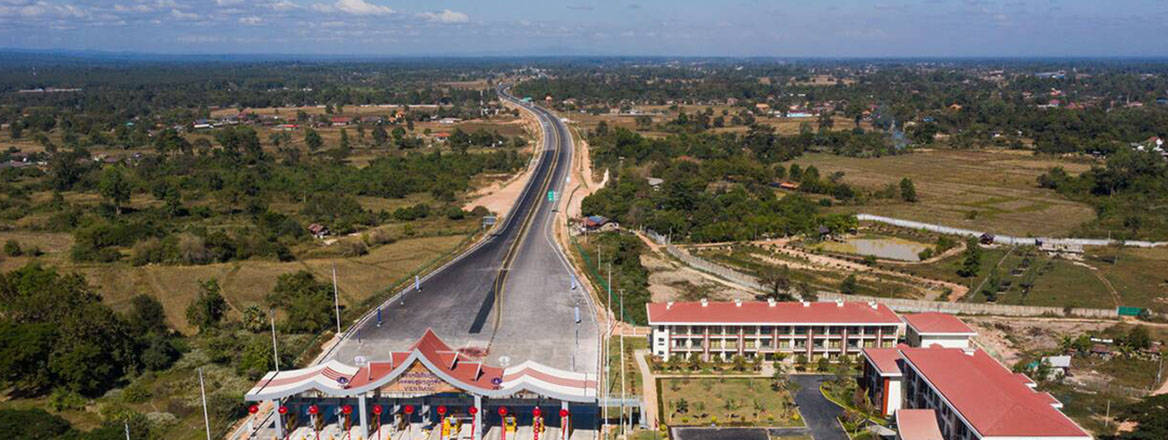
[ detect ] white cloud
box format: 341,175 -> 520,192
239,15 -> 261,25
216,0 -> 243,5
418,9 -> 468,24
170,8 -> 197,20
270,0 -> 299,11
313,0 -> 393,16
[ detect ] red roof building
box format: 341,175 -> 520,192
647,300 -> 904,362
863,346 -> 1090,440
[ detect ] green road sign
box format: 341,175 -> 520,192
547,190 -> 555,202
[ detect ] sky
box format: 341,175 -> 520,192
1,0 -> 1167,57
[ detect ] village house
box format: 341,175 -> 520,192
307,223 -> 330,239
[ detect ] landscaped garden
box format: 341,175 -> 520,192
658,377 -> 801,427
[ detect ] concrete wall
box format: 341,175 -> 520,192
856,213 -> 1167,248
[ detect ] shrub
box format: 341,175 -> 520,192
337,238 -> 369,257
3,239 -> 21,256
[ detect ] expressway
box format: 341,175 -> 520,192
327,86 -> 599,374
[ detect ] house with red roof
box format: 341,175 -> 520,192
862,345 -> 1090,440
646,299 -> 904,362
902,313 -> 977,349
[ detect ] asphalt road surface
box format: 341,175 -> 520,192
328,87 -> 599,375
790,375 -> 848,440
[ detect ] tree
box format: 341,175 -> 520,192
98,166 -> 132,215
1126,326 -> 1151,350
339,128 -> 351,152
186,278 -> 227,333
759,264 -> 793,300
305,127 -> 323,151
266,270 -> 334,333
1115,394 -> 1168,440
242,305 -> 268,333
731,354 -> 748,371
816,356 -> 831,372
127,294 -> 167,335
840,274 -> 858,294
372,125 -> 388,146
0,408 -> 72,439
899,177 -> 918,202
957,238 -> 982,277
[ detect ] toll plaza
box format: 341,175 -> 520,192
243,330 -> 599,440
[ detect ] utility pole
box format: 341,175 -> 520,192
269,309 -> 280,372
332,262 -> 342,335
199,368 -> 211,440
619,288 -> 626,436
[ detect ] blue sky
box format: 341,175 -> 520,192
2,0 -> 1166,56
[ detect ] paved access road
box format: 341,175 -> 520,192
328,87 -> 598,374
790,375 -> 848,440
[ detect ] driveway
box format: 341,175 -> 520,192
790,375 -> 848,440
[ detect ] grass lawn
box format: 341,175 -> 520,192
785,150 -> 1096,237
1091,246 -> 1168,312
658,377 -> 801,427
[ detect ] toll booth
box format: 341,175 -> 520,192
245,329 -> 602,440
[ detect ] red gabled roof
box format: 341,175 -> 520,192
896,409 -> 943,440
902,312 -> 975,335
863,346 -> 905,376
646,301 -> 902,325
343,329 -> 502,391
899,347 -> 1088,438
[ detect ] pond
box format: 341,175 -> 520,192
815,236 -> 931,261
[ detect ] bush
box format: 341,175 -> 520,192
3,239 -> 21,256
0,408 -> 72,439
337,238 -> 368,257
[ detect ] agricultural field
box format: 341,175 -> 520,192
658,377 -> 801,427
786,150 -> 1097,237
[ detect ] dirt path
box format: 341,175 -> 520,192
1072,261 -> 1122,307
461,109 -> 543,217
666,236 -> 968,301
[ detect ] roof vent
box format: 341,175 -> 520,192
666,301 -> 674,310
868,300 -> 878,309
836,299 -> 844,308
767,298 -> 776,307
734,299 -> 742,307
802,301 -> 810,308
963,348 -> 976,356
701,298 -> 709,307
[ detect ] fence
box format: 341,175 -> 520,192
815,292 -> 1118,319
644,228 -> 770,293
646,229 -> 1121,319
856,213 -> 1168,248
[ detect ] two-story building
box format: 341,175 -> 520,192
863,345 -> 1090,440
646,299 -> 905,362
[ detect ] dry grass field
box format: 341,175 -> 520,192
788,150 -> 1097,237
0,232 -> 470,333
